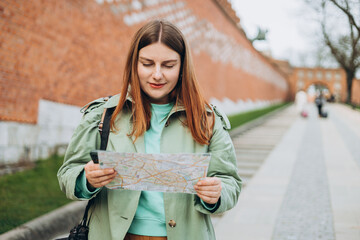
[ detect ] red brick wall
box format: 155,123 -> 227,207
352,80 -> 360,105
289,68 -> 347,102
0,0 -> 289,124
288,67 -> 360,104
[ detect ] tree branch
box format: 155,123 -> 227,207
322,23 -> 349,70
329,0 -> 360,32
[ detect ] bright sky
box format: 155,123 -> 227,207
229,0 -> 318,66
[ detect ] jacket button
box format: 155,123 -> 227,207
168,219 -> 176,228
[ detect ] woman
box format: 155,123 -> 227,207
58,19 -> 242,240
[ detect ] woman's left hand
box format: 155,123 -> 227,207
194,177 -> 222,204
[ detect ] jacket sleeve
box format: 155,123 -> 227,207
57,105 -> 103,201
195,111 -> 242,214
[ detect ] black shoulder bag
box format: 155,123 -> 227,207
58,106 -> 115,240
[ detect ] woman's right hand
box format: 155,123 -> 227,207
84,161 -> 117,189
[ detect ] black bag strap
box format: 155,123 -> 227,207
78,99 -> 116,230
99,107 -> 116,150
81,198 -> 94,226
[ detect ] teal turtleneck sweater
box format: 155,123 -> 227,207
127,102 -> 173,236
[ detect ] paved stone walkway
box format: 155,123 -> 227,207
330,106 -> 360,167
211,105 -> 296,225
214,103 -> 360,240
232,107 -> 296,187
271,112 -> 335,240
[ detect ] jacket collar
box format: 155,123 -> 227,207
103,93 -> 132,109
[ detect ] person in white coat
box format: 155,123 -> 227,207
295,89 -> 308,117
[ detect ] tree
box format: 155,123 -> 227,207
305,0 -> 360,104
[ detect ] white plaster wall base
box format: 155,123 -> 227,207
0,99 -> 82,166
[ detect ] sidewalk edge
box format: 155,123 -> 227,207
0,201 -> 86,240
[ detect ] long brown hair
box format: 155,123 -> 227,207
110,19 -> 214,145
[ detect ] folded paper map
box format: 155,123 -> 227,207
97,151 -> 211,194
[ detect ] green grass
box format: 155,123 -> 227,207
0,155 -> 71,234
228,102 -> 290,130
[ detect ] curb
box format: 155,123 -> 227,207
0,201 -> 87,240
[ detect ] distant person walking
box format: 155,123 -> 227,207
57,19 -> 242,240
295,89 -> 308,117
315,92 -> 327,118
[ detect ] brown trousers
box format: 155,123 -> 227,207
124,233 -> 167,240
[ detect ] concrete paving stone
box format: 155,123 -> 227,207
214,117 -> 306,240
236,149 -> 272,154
236,154 -> 270,161
272,109 -> 334,240
331,105 -> 360,138
236,157 -> 268,163
235,143 -> 278,149
234,138 -> 284,144
233,133 -> 282,141
237,168 -> 257,178
330,108 -> 360,168
236,162 -> 262,169
236,154 -> 270,160
215,104 -> 360,240
240,176 -> 251,185
321,117 -> 360,240
235,146 -> 276,151
237,133 -> 284,138
235,148 -> 271,154
271,109 -> 335,240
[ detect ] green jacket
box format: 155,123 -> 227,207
57,94 -> 242,240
